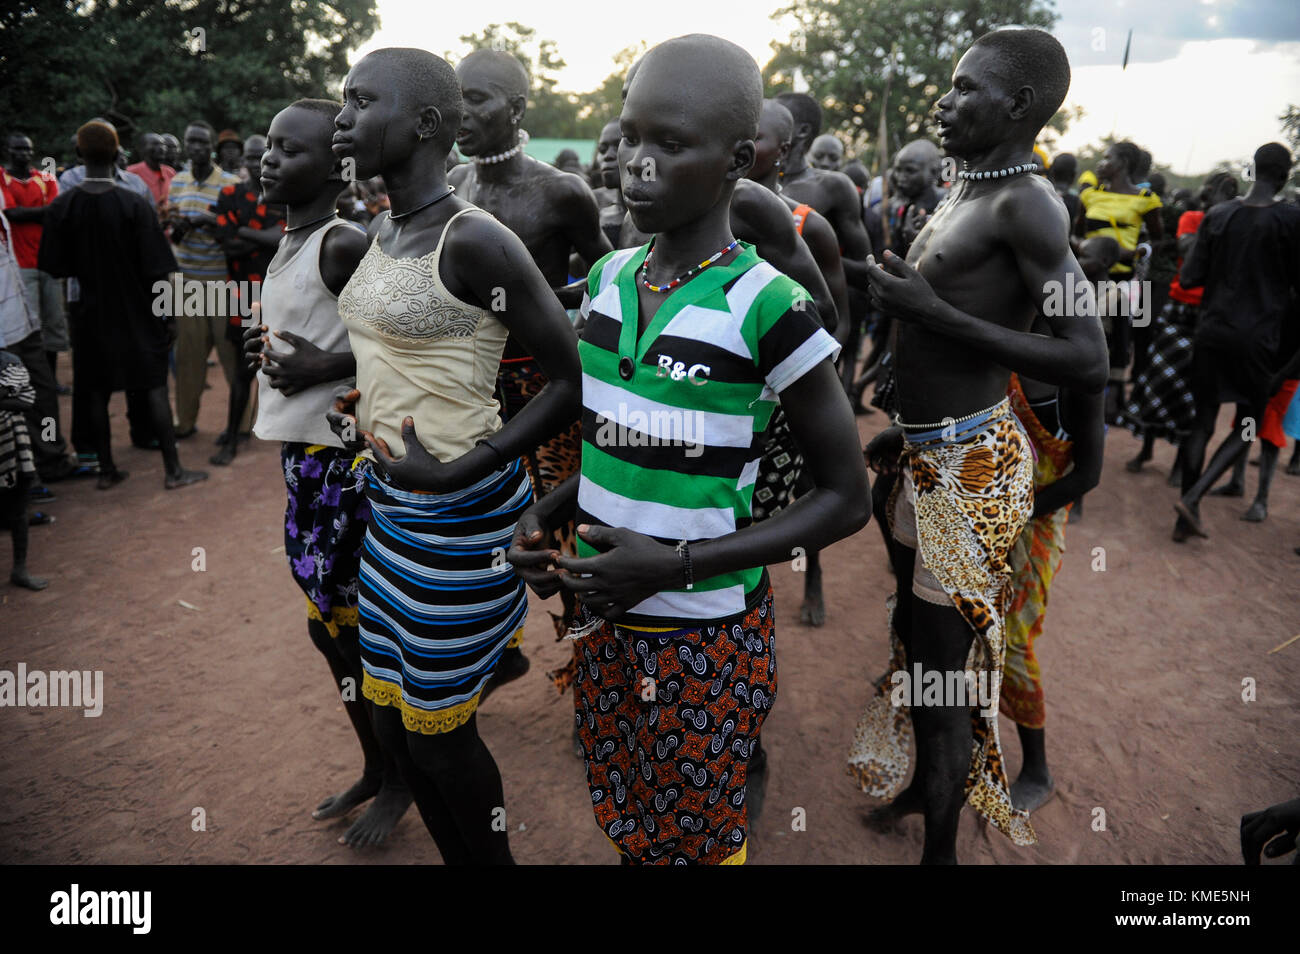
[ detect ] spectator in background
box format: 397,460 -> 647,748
842,159 -> 869,194
1077,140 -> 1164,421
1,183 -> 75,497
126,132 -> 176,216
1048,152 -> 1081,233
1174,143 -> 1300,539
1,133 -> 77,482
161,133 -> 182,171
808,133 -> 844,171
38,120 -> 206,491
166,120 -> 241,439
216,129 -> 243,176
59,121 -> 152,201
209,134 -> 283,466
552,148 -> 584,177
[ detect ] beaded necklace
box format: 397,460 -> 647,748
473,130 -> 530,165
639,238 -> 739,292
957,162 -> 1035,181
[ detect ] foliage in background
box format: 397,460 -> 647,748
0,0 -> 378,161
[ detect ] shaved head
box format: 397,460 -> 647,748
761,99 -> 794,146
631,34 -> 762,144
360,48 -> 463,148
896,139 -> 940,166
459,48 -> 531,100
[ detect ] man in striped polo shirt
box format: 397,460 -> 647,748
510,34 -> 870,865
166,121 -> 241,438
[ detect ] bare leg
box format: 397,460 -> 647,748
90,390 -> 127,490
1243,443 -> 1279,522
406,712 -> 515,864
1010,726 -> 1054,812
210,364 -> 253,466
1126,433 -> 1155,472
907,597 -> 977,865
1286,440 -> 1300,476
370,704 -> 475,864
148,386 -> 206,489
799,549 -> 826,626
305,619 -> 411,846
3,486 -> 47,590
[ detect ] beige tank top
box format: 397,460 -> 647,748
338,207 -> 507,462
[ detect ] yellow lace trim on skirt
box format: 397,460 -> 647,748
719,840 -> 747,865
305,595 -> 360,638
362,671 -> 481,735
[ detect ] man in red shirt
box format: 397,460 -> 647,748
1,133 -> 75,481
126,132 -> 176,216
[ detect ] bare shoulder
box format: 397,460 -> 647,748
536,161 -> 598,205
443,203 -> 524,266
732,178 -> 789,230
322,220 -> 368,264
993,175 -> 1069,246
448,163 -> 470,188
819,168 -> 860,200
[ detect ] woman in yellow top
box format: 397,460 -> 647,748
1076,140 -> 1164,274
1076,141 -> 1164,419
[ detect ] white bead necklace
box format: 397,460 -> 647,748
473,130 -> 530,165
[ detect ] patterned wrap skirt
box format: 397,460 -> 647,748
846,399 -> 1037,846
358,458 -> 532,735
575,588 -> 777,865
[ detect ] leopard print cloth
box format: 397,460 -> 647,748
847,407 -> 1037,846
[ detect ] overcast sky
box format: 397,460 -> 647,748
358,0 -> 1300,174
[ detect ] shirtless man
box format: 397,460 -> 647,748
449,49 -> 613,685
775,92 -> 874,396
847,28 -> 1107,864
747,97 -> 849,628
592,119 -> 626,248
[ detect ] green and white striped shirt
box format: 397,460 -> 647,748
576,241 -> 839,628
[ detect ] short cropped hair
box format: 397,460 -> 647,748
775,91 -> 822,141
185,120 -> 216,141
366,48 -> 463,149
289,98 -> 343,125
1254,142 -> 1292,186
77,121 -> 119,164
971,28 -> 1070,130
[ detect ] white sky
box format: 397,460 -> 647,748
359,0 -> 1300,175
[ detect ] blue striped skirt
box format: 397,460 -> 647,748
358,458 -> 532,734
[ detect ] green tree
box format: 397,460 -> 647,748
0,1 -> 379,163
764,0 -> 1058,168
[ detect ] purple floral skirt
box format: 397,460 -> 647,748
281,442 -> 370,634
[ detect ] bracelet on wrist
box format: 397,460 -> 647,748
676,539 -> 694,591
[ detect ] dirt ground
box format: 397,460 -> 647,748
1,364 -> 1297,865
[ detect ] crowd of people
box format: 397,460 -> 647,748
2,26 -> 1297,865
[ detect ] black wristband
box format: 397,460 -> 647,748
676,539 -> 694,591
